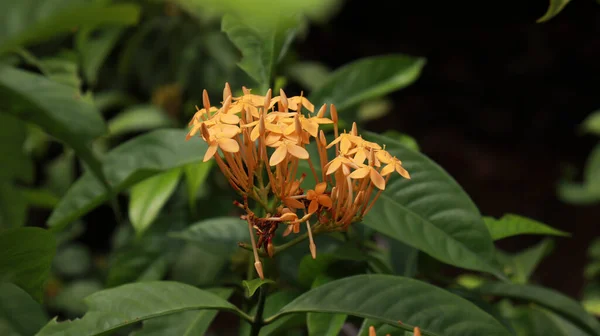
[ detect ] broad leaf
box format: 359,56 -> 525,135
361,132 -> 502,277
0,66 -> 106,186
169,217 -> 248,252
129,168 -> 182,236
537,0 -> 572,22
48,129 -> 208,231
0,282 -> 48,336
509,306 -> 590,336
269,275 -> 511,336
222,14 -> 301,91
35,281 -> 245,336
48,280 -> 103,318
107,105 -> 174,137
286,61 -> 331,90
0,1 -> 140,54
183,161 -> 213,213
307,276 -> 346,336
132,288 -> 233,336
309,55 -> 425,113
0,227 -> 56,302
484,214 -> 569,241
243,278 -> 275,297
479,282 -> 600,336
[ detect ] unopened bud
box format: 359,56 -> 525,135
279,88 -> 288,110
330,104 -> 338,123
254,261 -> 264,279
263,88 -> 272,111
317,104 -> 327,118
414,327 -> 421,336
223,82 -> 232,102
267,241 -> 274,257
202,89 -> 210,112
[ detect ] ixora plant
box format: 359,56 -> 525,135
1,2 -> 598,336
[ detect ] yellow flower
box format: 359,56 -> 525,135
380,157 -> 410,179
325,155 -> 358,175
348,163 -> 386,190
202,123 -> 240,162
306,182 -> 333,214
269,139 -> 309,166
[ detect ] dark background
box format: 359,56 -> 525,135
298,0 -> 600,297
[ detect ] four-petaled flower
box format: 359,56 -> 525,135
306,182 -> 333,214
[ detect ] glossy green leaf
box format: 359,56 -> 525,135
35,281 -> 245,336
537,0 -> 572,22
582,111 -> 600,136
361,132 -> 502,277
297,243 -> 366,287
169,217 -> 248,252
357,319 -> 405,336
132,288 -> 233,336
183,161 -> 213,213
0,1 -> 140,54
48,129 -> 208,231
269,275 -> 511,336
509,306 -> 590,336
0,282 -> 48,336
497,239 -> 553,284
0,227 -> 56,302
484,214 -> 569,241
107,105 -> 174,137
129,168 -> 182,236
307,276 -> 346,336
309,55 -> 426,113
357,98 -> 393,122
222,14 -> 301,91
382,130 -> 420,152
76,26 -> 125,86
479,282 -> 600,336
243,278 -> 275,297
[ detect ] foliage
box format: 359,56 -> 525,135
0,1 -> 595,336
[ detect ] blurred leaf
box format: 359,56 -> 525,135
170,244 -> 231,287
456,274 -> 486,289
584,143 -> 600,193
484,214 -> 569,240
509,306 -> 591,336
129,168 -> 182,237
19,188 -> 60,209
44,149 -> 75,197
184,161 -> 213,214
357,98 -> 393,122
38,56 -> 80,89
583,283 -> 600,316
0,227 -> 56,302
297,244 -> 366,288
382,130 -> 420,152
309,55 -> 426,115
0,66 -> 107,189
270,275 -> 511,336
0,182 -> 28,229
0,114 -> 33,183
557,180 -> 600,205
169,217 -> 247,252
388,239 -> 419,277
537,0 -> 572,22
36,281 -> 244,336
52,243 -> 91,278
48,129 -> 208,231
0,282 -> 48,336
479,282 -> 600,336
108,105 -> 174,137
0,1 -> 141,54
48,280 -> 103,317
497,239 -> 553,284
94,90 -> 136,113
222,14 -> 301,91
76,26 -> 124,86
582,110 -> 600,136
307,276 -> 346,336
286,61 -> 330,91
243,278 -> 275,297
240,290 -> 302,336
361,132 -> 503,278
132,288 -> 234,336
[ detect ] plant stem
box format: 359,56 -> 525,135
250,286 -> 267,336
239,230 -> 320,257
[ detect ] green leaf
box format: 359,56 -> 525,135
309,55 -> 425,113
484,214 -> 569,241
537,0 -> 572,22
76,26 -> 125,86
35,281 -> 246,336
48,129 -> 208,231
48,280 -> 103,318
243,278 -> 275,297
357,98 -> 393,122
497,239 -> 553,284
38,56 -> 81,89
0,182 -> 28,229
132,288 -> 234,336
239,290 -> 303,336
0,113 -> 33,182
584,143 -> 600,192
479,282 -> 600,336
129,168 -> 182,237
582,111 -> 600,136
361,131 -> 503,277
0,282 -> 48,336
107,105 -> 174,137
557,181 -> 600,205
286,61 -> 331,90
268,275 -> 511,336
19,188 -> 60,209
509,306 -> 591,336
169,217 -> 248,252
0,227 -> 56,302
183,161 -> 213,213
307,276 -> 346,336
0,1 -> 141,54
53,243 -> 92,277
382,130 -> 420,152
297,243 -> 366,288
222,14 -> 301,91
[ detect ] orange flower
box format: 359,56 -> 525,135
348,163 -> 386,190
380,157 -> 410,179
201,124 -> 240,162
269,139 -> 309,166
325,155 -> 358,176
306,182 -> 333,213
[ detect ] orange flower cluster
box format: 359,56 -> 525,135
186,83 -> 410,278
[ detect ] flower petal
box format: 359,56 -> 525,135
203,143 -> 218,162
315,182 -> 327,194
341,137 -> 352,154
370,168 -> 386,190
317,194 -> 332,208
286,143 -> 309,160
284,197 -> 305,209
250,125 -> 261,142
396,164 -> 411,179
219,113 -> 240,124
325,158 -> 341,175
302,119 -> 319,137
269,145 -> 288,166
306,189 -> 317,200
308,200 -> 319,214
217,138 -> 240,153
380,163 -> 395,176
349,167 -> 369,179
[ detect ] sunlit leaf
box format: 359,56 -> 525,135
362,131 -> 503,277
48,129 -> 208,231
0,283 -> 48,336
484,214 -> 569,240
269,275 -> 511,336
537,0 -> 572,23
0,227 -> 56,302
35,282 -> 245,336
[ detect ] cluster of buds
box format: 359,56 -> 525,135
186,83 -> 410,278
